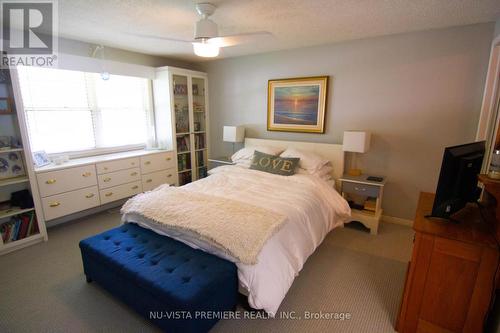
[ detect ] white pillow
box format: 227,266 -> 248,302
297,163 -> 334,180
231,146 -> 284,167
280,148 -> 330,173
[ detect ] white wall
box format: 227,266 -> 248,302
201,23 -> 494,220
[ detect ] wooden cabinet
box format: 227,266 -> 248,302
396,192 -> 498,333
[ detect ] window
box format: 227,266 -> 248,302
17,66 -> 153,155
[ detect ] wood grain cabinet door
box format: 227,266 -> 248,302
399,234 -> 498,333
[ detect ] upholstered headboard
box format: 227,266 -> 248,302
244,138 -> 344,182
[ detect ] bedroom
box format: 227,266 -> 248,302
1,0 -> 500,332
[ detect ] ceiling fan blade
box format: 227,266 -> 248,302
125,32 -> 193,44
208,31 -> 273,47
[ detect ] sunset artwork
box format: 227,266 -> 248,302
268,76 -> 328,133
273,85 -> 320,125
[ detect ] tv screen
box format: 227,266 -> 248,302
431,141 -> 485,219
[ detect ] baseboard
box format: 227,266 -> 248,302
382,215 -> 413,227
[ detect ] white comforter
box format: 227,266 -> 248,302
124,165 -> 350,315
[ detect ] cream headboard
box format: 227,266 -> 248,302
244,138 -> 344,181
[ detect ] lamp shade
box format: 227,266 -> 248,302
343,131 -> 371,153
223,126 -> 245,143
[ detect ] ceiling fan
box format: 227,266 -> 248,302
131,2 -> 273,57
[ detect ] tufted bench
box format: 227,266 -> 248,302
79,223 -> 238,333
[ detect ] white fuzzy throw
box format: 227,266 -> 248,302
121,185 -> 286,264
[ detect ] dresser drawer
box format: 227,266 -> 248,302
142,169 -> 176,191
42,186 -> 100,221
98,167 -> 141,189
96,157 -> 140,174
37,165 -> 97,197
140,152 -> 175,174
342,182 -> 380,198
100,181 -> 142,205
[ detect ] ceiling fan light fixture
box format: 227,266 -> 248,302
193,40 -> 219,57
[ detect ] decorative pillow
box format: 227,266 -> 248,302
297,163 -> 334,180
280,148 -> 330,173
231,146 -> 284,168
250,151 -> 299,176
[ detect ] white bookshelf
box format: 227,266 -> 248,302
153,67 -> 209,186
0,68 -> 48,255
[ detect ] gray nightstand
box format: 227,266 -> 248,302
339,174 -> 386,235
208,156 -> 234,169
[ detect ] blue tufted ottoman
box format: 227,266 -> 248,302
79,223 -> 238,333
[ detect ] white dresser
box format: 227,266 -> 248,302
35,150 -> 175,221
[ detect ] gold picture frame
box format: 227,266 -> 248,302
267,76 -> 329,133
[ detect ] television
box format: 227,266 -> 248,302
430,141 -> 485,220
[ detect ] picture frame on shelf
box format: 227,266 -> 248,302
0,97 -> 11,114
0,136 -> 11,150
32,151 -> 51,167
0,151 -> 26,179
267,76 -> 329,133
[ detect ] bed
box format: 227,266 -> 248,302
121,138 -> 351,316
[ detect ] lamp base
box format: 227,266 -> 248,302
348,168 -> 362,177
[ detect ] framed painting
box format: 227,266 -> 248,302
267,76 -> 329,133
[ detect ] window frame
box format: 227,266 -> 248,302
18,67 -> 156,159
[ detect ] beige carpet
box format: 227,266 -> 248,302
0,210 -> 414,333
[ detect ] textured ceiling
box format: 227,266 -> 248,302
58,0 -> 500,62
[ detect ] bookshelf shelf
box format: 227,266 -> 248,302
0,67 -> 47,255
178,169 -> 192,174
1,233 -> 43,253
0,207 -> 35,220
177,151 -> 190,154
0,147 -> 23,153
176,132 -> 189,136
0,176 -> 29,187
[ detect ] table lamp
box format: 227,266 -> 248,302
223,126 -> 245,154
343,131 -> 371,176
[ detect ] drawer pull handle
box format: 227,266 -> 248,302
167,174 -> 172,178
166,157 -> 172,161
46,179 -> 56,184
82,172 -> 91,177
49,202 -> 60,207
132,185 -> 139,190
103,167 -> 108,170
354,187 -> 366,191
145,161 -> 151,165
146,179 -> 152,183
103,177 -> 111,182
85,193 -> 94,198
130,172 -> 138,176
105,192 -> 113,197
131,162 -> 136,165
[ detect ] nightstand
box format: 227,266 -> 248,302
208,156 -> 234,169
339,174 -> 386,235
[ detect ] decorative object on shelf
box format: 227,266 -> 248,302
0,136 -> 11,150
223,125 -> 245,154
194,122 -> 201,131
10,189 -> 34,209
489,149 -> 500,179
174,83 -> 188,95
0,70 -> 10,83
32,151 -> 51,167
0,97 -> 11,114
0,151 -> 26,179
51,154 -> 69,165
267,76 -> 328,133
342,131 -> 371,176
